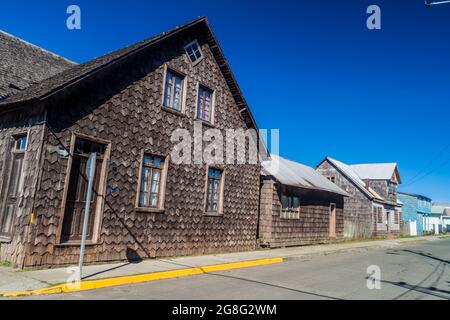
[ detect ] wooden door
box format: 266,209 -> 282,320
61,139 -> 104,243
329,203 -> 336,238
0,153 -> 24,237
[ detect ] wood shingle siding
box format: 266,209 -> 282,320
316,158 -> 402,239
0,18 -> 261,268
258,179 -> 345,247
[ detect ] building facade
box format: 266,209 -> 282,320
316,157 -> 402,239
259,155 -> 349,247
0,18 -> 262,268
397,192 -> 431,236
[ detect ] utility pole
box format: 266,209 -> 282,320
425,1 -> 450,7
78,152 -> 97,282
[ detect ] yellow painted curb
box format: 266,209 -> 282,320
1,257 -> 283,297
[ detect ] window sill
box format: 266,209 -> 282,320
0,236 -> 12,244
135,207 -> 165,214
196,119 -> 215,128
56,240 -> 97,247
161,106 -> 186,117
204,212 -> 223,217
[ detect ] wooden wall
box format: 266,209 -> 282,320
6,27 -> 260,267
258,178 -> 345,248
316,160 -> 374,239
0,107 -> 46,267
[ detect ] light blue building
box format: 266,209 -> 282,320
397,192 -> 432,236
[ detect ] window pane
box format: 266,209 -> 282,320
281,195 -> 288,209
198,86 -> 213,122
164,71 -> 173,107
173,76 -> 182,111
139,155 -> 164,208
293,197 -> 300,209
185,40 -> 203,64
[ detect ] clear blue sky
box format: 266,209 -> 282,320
1,0 -> 449,201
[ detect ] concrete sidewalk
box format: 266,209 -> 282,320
0,235 -> 443,295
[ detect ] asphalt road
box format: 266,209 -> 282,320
21,238 -> 450,300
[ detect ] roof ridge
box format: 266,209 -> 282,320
0,30 -> 77,65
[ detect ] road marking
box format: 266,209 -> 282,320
0,257 -> 283,297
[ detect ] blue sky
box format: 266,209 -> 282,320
1,0 -> 449,200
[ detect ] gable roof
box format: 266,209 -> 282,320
0,30 -> 76,100
262,154 -> 349,196
350,163 -> 401,183
0,17 -> 258,130
323,157 -> 384,201
431,203 -> 450,215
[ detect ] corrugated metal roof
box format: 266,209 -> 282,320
261,155 -> 349,196
326,157 -> 385,201
350,163 -> 398,181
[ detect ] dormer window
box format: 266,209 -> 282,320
184,40 -> 203,65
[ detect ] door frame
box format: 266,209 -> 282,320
0,131 -> 29,241
329,202 -> 336,238
56,132 -> 111,245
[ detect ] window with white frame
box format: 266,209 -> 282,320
163,69 -> 184,112
138,154 -> 165,208
197,85 -> 213,122
184,40 -> 203,65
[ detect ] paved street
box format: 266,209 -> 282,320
17,238 -> 450,300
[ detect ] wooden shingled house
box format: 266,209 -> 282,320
0,18 -> 262,268
316,157 -> 402,239
258,155 -> 349,247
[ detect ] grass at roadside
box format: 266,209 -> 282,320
0,261 -> 11,268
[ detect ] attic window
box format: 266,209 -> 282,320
184,40 -> 203,65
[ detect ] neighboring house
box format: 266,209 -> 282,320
429,202 -> 450,234
0,18 -> 262,268
397,192 -> 431,236
259,155 -> 349,247
316,157 -> 402,239
0,30 -> 75,100
433,203 -> 450,232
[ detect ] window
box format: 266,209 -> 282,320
206,168 -> 223,213
163,69 -> 184,111
394,210 -> 399,224
0,134 -> 27,237
184,40 -> 203,65
196,85 -> 214,122
328,176 -> 336,183
281,193 -> 300,219
14,135 -> 27,151
377,207 -> 383,223
139,154 -> 165,208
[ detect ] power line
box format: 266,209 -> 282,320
403,143 -> 450,185
403,156 -> 450,187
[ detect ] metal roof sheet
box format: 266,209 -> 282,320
262,155 -> 349,196
326,157 -> 385,201
350,163 -> 398,181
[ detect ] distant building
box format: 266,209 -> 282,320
430,202 -> 450,233
316,158 -> 402,239
397,192 -> 432,236
259,155 -> 349,247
